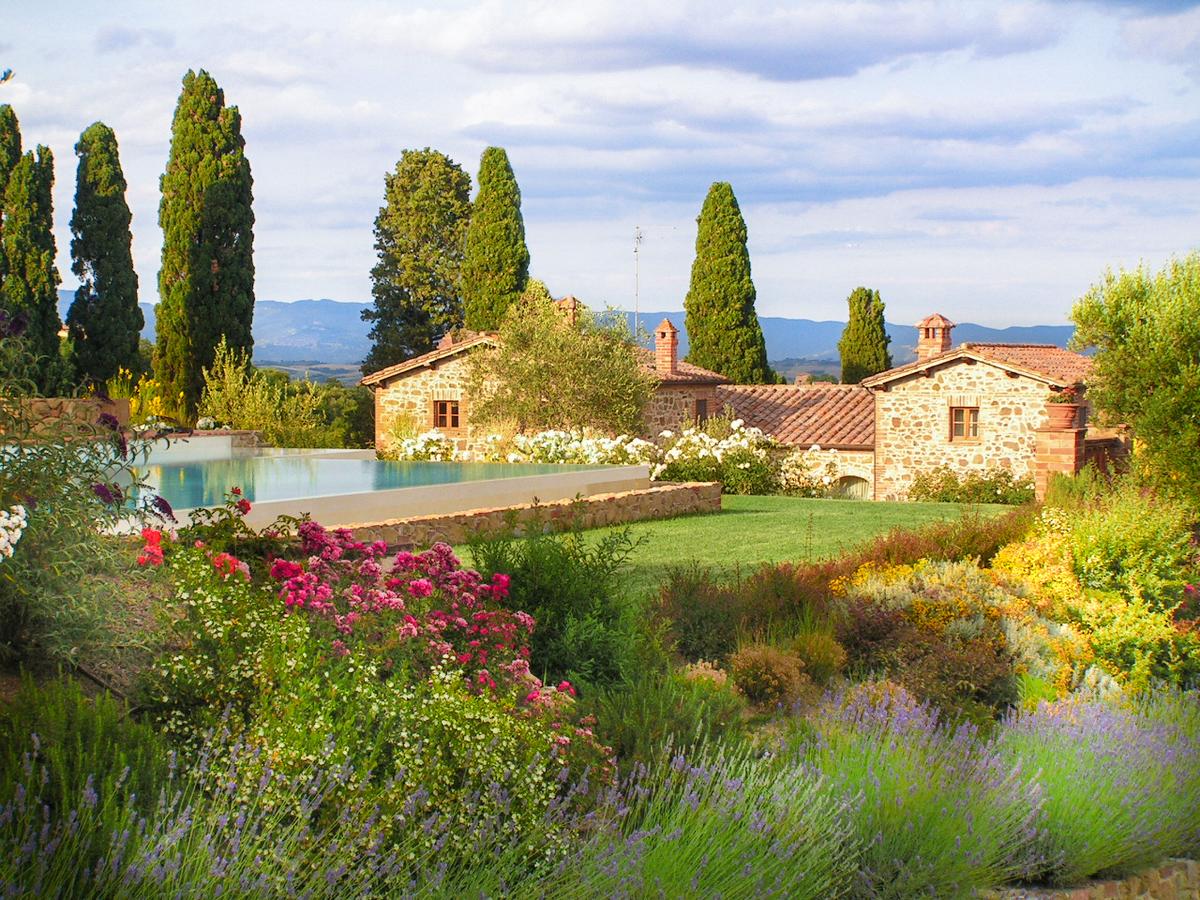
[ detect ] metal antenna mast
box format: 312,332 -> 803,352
634,225 -> 644,338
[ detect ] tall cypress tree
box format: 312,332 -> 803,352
0,105 -> 22,290
461,146 -> 528,331
156,69 -> 255,420
2,145 -> 62,388
683,182 -> 773,384
362,148 -> 471,374
837,286 -> 892,384
67,122 -> 142,387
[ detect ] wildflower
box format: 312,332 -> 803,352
235,498 -> 252,515
408,578 -> 434,598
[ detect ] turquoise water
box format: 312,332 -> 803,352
138,457 -> 608,510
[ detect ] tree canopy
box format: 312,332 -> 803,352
1070,252 -> 1200,502
683,182 -> 774,384
362,149 -> 471,375
67,122 -> 142,387
461,146 -> 528,331
466,297 -> 656,434
155,69 -> 255,421
837,286 -> 892,384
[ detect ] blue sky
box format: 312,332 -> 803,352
3,0 -> 1200,325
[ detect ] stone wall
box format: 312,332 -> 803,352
373,354 -> 491,457
871,359 -> 1057,500
801,447 -> 876,497
642,384 -> 722,438
984,857 -> 1200,899
345,481 -> 722,548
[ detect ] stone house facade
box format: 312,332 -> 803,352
361,314 -> 728,457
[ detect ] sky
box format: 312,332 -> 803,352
3,0 -> 1200,326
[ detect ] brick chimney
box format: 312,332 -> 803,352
655,319 -> 678,375
915,313 -> 955,362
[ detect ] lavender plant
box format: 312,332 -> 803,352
997,690 -> 1200,885
797,682 -> 1042,898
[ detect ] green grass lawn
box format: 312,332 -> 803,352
463,494 -> 1008,598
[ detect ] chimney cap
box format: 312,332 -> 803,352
916,313 -> 955,329
656,318 -> 678,334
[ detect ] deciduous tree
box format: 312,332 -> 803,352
837,286 -> 892,384
66,122 -> 142,387
1071,253 -> 1200,502
683,182 -> 774,384
466,297 -> 656,434
362,149 -> 471,375
155,69 -> 255,421
461,146 -> 529,331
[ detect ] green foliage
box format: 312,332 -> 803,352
682,181 -> 774,384
65,122 -> 142,388
155,69 -> 255,422
0,104 -> 21,286
583,666 -> 746,770
2,144 -> 62,391
465,296 -> 657,434
655,414 -> 779,494
469,514 -> 645,689
0,337 -> 155,663
788,630 -> 848,684
362,148 -> 471,374
461,146 -> 529,330
908,465 -> 1036,505
1070,253 -> 1200,502
198,339 -> 343,447
838,285 -> 892,384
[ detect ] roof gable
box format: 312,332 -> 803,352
359,333 -> 496,386
861,343 -> 1091,389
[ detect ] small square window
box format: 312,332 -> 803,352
950,406 -> 978,440
433,399 -> 460,430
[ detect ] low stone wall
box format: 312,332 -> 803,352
346,481 -> 722,548
983,858 -> 1200,899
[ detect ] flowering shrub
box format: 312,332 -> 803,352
654,419 -> 778,494
800,683 -> 1042,897
778,445 -> 840,496
998,692 -> 1200,885
481,429 -> 660,466
177,486 -> 303,566
788,631 -> 847,685
379,428 -> 457,461
0,505 -> 27,562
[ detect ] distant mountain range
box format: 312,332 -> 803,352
56,292 -> 1074,368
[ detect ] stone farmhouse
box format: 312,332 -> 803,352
362,307 -> 1109,501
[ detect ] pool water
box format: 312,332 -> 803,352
137,456 -> 610,511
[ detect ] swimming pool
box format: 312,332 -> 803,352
131,441 -> 650,528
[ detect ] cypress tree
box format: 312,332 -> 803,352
683,182 -> 774,384
362,148 -> 471,375
155,69 -> 255,420
0,105 -> 22,290
2,145 -> 62,388
461,146 -> 529,331
837,286 -> 892,384
67,122 -> 142,387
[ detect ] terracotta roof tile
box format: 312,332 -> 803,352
716,384 -> 874,448
637,348 -> 730,385
360,333 -> 495,386
960,343 -> 1093,385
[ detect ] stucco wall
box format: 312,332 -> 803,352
871,360 -> 1055,500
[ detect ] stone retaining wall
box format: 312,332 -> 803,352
983,858 -> 1200,899
346,481 -> 722,548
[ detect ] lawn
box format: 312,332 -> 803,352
466,494 -> 1008,597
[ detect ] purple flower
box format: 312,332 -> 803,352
97,412 -> 120,431
152,494 -> 176,522
92,482 -> 122,505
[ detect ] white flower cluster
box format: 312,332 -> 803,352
779,445 -> 839,495
384,430 -> 458,462
481,430 -> 660,467
652,420 -> 773,480
0,504 -> 28,562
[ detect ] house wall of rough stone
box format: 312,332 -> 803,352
642,385 -> 721,437
372,355 -> 491,457
870,360 -> 1057,500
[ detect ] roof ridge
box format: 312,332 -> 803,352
961,342 -> 1061,349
